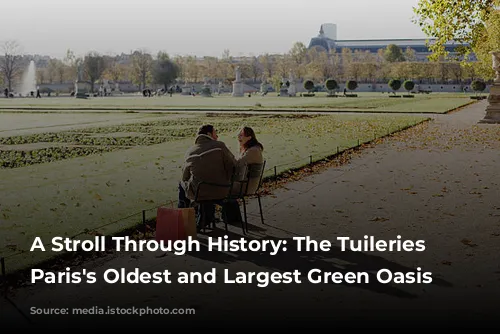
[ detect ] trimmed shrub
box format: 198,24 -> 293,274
388,79 -> 402,93
403,80 -> 415,92
471,80 -> 486,92
346,80 -> 358,91
304,80 -> 314,92
325,79 -> 338,95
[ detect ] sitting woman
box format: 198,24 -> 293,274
224,127 -> 264,224
236,126 -> 264,194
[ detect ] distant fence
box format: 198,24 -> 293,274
0,118 -> 428,279
36,82 -> 493,95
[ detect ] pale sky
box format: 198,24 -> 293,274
1,0 -> 427,59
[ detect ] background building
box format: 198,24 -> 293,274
308,23 -> 474,61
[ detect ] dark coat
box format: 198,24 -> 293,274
181,134 -> 236,201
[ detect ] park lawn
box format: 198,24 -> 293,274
0,113 -> 429,273
0,93 -> 474,113
372,97 -> 476,113
0,112 -> 190,138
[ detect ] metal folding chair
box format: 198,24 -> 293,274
238,160 -> 266,233
193,167 -> 247,235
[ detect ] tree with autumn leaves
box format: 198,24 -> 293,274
413,0 -> 500,79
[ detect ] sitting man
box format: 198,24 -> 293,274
178,124 -> 236,229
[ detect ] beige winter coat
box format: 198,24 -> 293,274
232,145 -> 264,196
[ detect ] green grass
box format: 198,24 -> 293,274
0,92 -> 476,113
0,112 -> 428,273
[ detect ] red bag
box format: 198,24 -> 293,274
156,207 -> 185,242
155,207 -> 197,242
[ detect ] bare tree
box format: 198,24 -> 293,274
152,51 -> 180,90
184,56 -> 200,83
56,61 -> 66,84
245,56 -> 262,83
258,54 -> 275,80
219,49 -> 233,82
36,69 -> 46,85
0,40 -> 24,91
64,49 -> 78,81
201,56 -> 219,81
47,59 -> 58,84
288,42 -> 307,80
131,49 -> 153,90
83,51 -> 107,93
104,60 -> 124,83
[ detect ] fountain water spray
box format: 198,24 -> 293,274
19,60 -> 37,96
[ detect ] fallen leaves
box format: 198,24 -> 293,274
369,217 -> 389,222
461,239 -> 478,247
390,122 -> 500,151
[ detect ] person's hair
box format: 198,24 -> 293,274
241,126 -> 264,151
198,124 -> 214,136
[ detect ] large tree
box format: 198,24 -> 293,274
473,8 -> 500,78
152,51 -> 179,90
384,44 -> 406,62
413,0 -> 500,63
131,49 -> 153,90
83,51 -> 107,93
0,40 -> 23,91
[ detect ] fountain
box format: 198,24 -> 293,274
19,60 -> 37,97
